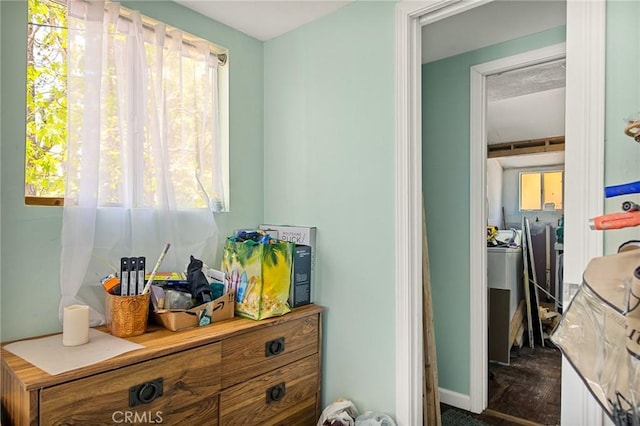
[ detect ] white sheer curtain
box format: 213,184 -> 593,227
61,0 -> 224,325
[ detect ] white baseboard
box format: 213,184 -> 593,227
439,388 -> 471,411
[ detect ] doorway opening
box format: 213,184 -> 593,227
483,56 -> 566,426
421,3 -> 567,420
395,1 -> 606,425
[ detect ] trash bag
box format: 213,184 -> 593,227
355,411 -> 397,426
317,398 -> 360,426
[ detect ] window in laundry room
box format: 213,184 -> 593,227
519,170 -> 563,211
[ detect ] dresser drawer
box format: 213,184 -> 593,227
39,343 -> 221,425
222,315 -> 319,388
263,397 -> 318,426
220,353 -> 319,426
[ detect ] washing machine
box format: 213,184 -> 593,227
488,230 -> 523,317
488,230 -> 524,364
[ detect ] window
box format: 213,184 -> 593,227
519,170 -> 563,211
25,0 -> 229,210
25,0 -> 67,205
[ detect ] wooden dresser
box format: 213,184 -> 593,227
1,305 -> 323,426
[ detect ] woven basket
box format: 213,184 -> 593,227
105,291 -> 150,337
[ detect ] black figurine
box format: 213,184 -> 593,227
186,255 -> 213,305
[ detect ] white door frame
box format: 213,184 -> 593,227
394,1 -> 606,425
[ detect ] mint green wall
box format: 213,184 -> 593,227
604,0 -> 640,253
2,0 -> 398,416
263,1 -> 396,414
422,26 -> 566,395
0,1 -> 264,341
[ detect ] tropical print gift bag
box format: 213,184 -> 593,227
222,232 -> 294,320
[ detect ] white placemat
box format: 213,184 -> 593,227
3,328 -> 144,375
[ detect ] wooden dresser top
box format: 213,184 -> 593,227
1,305 -> 324,390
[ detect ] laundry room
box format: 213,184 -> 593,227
485,59 -> 566,355
482,56 -> 566,424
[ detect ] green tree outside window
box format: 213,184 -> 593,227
26,0 -> 67,200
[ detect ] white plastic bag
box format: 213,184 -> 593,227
317,398 -> 360,426
355,411 -> 397,426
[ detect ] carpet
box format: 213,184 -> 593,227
441,408 -> 490,426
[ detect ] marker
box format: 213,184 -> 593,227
141,243 -> 171,295
137,257 -> 146,295
129,257 -> 138,296
120,258 -> 130,296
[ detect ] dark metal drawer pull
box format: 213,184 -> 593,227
265,337 -> 285,357
129,378 -> 163,407
266,382 -> 286,403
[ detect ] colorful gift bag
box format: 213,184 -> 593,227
222,236 -> 294,320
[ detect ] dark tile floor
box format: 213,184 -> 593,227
442,344 -> 562,426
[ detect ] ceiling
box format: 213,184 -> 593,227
173,0 -> 352,41
421,1 -> 566,64
487,60 -> 566,102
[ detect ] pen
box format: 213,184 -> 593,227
141,243 -> 171,295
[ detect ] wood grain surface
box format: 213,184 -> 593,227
1,305 -> 324,426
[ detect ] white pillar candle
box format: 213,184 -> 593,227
63,305 -> 89,346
